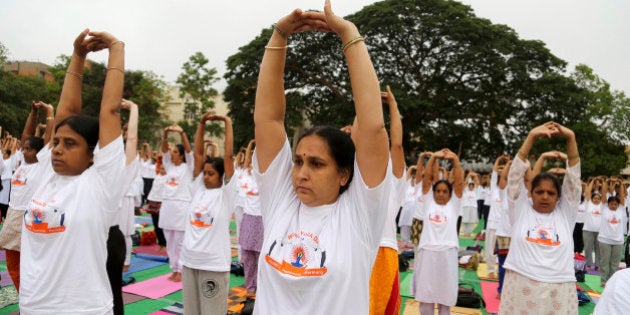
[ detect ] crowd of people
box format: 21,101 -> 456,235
0,1 -> 629,314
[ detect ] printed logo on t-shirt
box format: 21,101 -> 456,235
11,168 -> 28,186
265,230 -> 327,277
524,224 -> 560,247
166,176 -> 179,187
591,207 -> 601,215
608,215 -> 620,225
24,198 -> 66,234
189,205 -> 213,228
428,209 -> 448,224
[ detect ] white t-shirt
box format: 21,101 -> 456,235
140,158 -> 156,179
379,175 -> 406,250
418,190 -> 461,251
253,139 -> 392,314
503,158 -> 581,283
486,172 -> 503,230
114,159 -> 140,235
20,136 -> 125,314
583,201 -> 603,232
236,169 -> 262,216
1,155 -> 17,179
598,206 -> 626,245
9,148 -> 50,210
476,185 -> 488,202
496,189 -> 513,238
147,173 -> 167,202
461,187 -> 477,208
593,268 -> 630,315
576,201 -> 586,224
159,152 -> 194,230
412,181 -> 425,220
180,175 -> 238,271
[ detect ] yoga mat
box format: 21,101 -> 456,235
476,263 -> 498,282
135,216 -> 154,226
149,302 -> 183,315
0,286 -> 17,309
122,274 -> 182,299
0,250 -> 5,262
122,292 -> 145,305
133,244 -> 169,262
124,297 -> 171,315
399,271 -> 414,298
586,268 -> 601,276
124,256 -> 167,274
587,290 -> 601,304
584,274 -> 603,293
0,271 -> 13,286
227,286 -> 247,313
480,281 -> 500,314
402,299 -> 482,315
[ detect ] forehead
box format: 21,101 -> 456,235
435,182 -> 451,191
54,125 -> 85,141
295,135 -> 332,159
203,163 -> 217,172
533,179 -> 557,191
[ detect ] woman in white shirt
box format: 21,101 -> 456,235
252,2 -> 391,313
0,101 -> 54,292
499,122 -> 581,314
598,180 -> 627,287
461,172 -> 480,236
412,148 -> 463,315
20,29 -> 126,314
180,112 -> 237,314
583,177 -> 606,270
159,124 -> 194,282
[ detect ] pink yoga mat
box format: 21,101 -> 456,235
132,245 -> 168,257
480,281 -> 501,314
122,274 -> 182,299
147,311 -> 172,315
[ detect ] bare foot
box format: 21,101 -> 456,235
488,272 -> 496,279
158,246 -> 167,252
122,265 -> 130,272
171,272 -> 182,282
496,293 -> 501,300
167,272 -> 176,281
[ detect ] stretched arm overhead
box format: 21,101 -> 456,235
382,85 -> 404,178
120,99 -> 138,165
243,139 -> 255,170
444,149 -> 464,198
414,151 -> 432,185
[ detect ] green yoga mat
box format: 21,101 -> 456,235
400,271 -> 413,298
584,274 -> 604,293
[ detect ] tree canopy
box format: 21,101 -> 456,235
224,0 -> 628,177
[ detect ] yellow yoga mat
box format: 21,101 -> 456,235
402,300 -> 481,315
476,263 -> 498,282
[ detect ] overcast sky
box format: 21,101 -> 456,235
1,0 -> 628,95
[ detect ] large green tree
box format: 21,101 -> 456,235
176,52 -> 221,137
224,0 -> 628,175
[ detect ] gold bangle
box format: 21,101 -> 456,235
109,41 -> 125,48
66,70 -> 83,79
568,153 -> 579,160
517,150 -> 527,160
265,45 -> 288,50
272,23 -> 287,38
107,67 -> 125,74
46,116 -> 54,121
342,35 -> 365,53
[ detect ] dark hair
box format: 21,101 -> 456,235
531,172 -> 562,198
26,136 -> 45,152
55,115 -> 99,149
433,180 -> 453,198
607,195 -> 620,204
204,156 -> 225,179
175,144 -> 186,163
297,126 -> 355,194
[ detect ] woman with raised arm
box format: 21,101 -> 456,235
484,155 -> 510,279
252,1 -> 391,313
398,165 -> 418,249
180,112 -> 237,314
0,101 -> 54,292
598,179 -> 627,287
140,142 -> 157,207
369,85 -> 405,315
159,124 -> 193,282
412,148 -> 464,315
499,122 -> 581,314
20,29 -> 126,313
583,176 -> 606,270
461,171 -> 480,236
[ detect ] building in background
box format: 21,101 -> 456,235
3,61 -> 54,81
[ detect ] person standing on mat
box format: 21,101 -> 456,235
0,101 -> 54,292
412,148 -> 464,315
146,157 -> 168,251
180,112 -> 237,314
252,1 -> 392,313
499,122 -> 581,314
159,124 -> 194,282
19,29 -> 126,314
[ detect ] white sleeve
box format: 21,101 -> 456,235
91,136 -> 126,213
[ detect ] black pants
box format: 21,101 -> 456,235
107,225 -> 126,315
478,202 -> 490,231
150,212 -> 167,247
0,203 -> 8,221
456,216 -> 462,235
573,222 -> 584,253
141,177 -> 154,206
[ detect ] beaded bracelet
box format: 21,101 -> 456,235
342,35 -> 365,53
265,45 -> 288,50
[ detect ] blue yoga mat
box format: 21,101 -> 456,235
124,256 -> 167,274
134,253 -> 169,262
